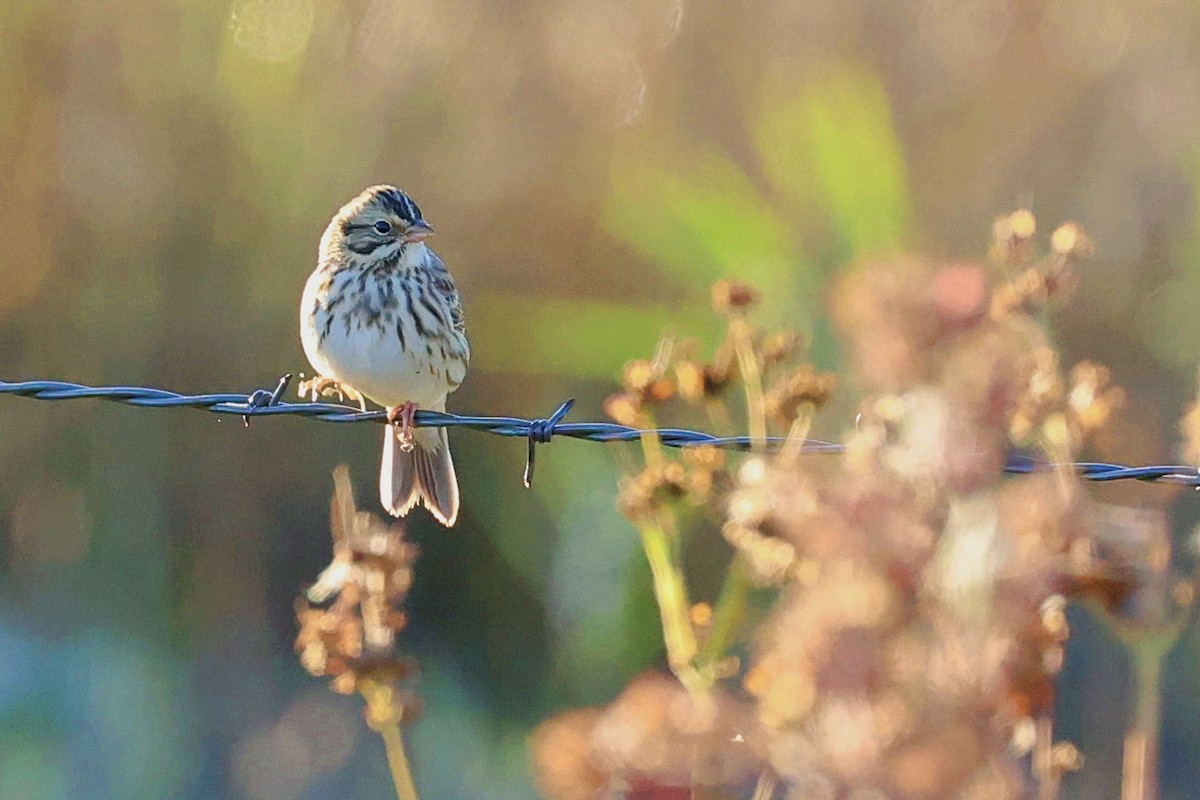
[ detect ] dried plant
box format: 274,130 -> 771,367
530,212 -> 1186,800
296,465 -> 421,800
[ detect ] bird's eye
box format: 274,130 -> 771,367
373,220 -> 392,234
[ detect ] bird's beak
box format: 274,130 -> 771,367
404,220 -> 435,243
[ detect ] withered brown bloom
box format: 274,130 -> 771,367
711,279 -> 761,314
989,208 -> 1037,266
1067,361 -> 1125,438
990,213 -> 1089,318
528,709 -> 608,800
621,358 -> 676,403
531,673 -> 765,798
1050,222 -> 1094,261
602,392 -> 643,427
674,358 -> 735,402
605,341 -> 677,425
617,461 -> 692,521
732,229 -> 1118,800
763,364 -> 837,424
760,331 -> 802,367
680,446 -> 726,501
540,236 -> 1136,800
1008,353 -> 1126,450
295,465 -> 419,698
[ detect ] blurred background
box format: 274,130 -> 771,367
2,0 -> 1200,797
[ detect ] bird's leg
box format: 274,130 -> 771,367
387,401 -> 418,452
342,384 -> 367,412
299,374 -> 341,402
299,375 -> 368,412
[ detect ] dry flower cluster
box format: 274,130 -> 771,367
289,212 -> 1196,800
528,212 -> 1157,800
296,465 -> 419,700
295,465 -> 422,799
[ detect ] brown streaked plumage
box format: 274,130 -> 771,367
300,186 -> 469,526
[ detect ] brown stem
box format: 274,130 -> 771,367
639,515 -> 703,694
729,316 -> 767,449
360,679 -> 420,800
698,555 -> 751,669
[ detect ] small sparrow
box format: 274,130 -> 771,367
300,186 -> 469,526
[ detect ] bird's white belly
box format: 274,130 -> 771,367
304,312 -> 444,409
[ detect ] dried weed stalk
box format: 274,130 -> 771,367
531,212 -> 1187,800
296,465 -> 421,800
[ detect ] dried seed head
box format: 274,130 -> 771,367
603,392 -> 642,426
764,366 -> 838,423
589,672 -> 765,789
990,209 -> 1038,266
618,353 -> 676,407
622,359 -> 658,393
723,522 -> 796,584
674,360 -> 706,401
675,358 -> 735,402
295,466 -> 418,702
617,462 -> 690,521
1050,741 -> 1083,773
1067,361 -> 1124,437
1039,595 -> 1069,638
1007,209 -> 1037,240
1009,347 -> 1065,444
529,708 -> 607,800
1050,223 -> 1093,259
714,216 -> 1123,800
681,445 -> 724,473
712,279 -> 760,313
761,330 -> 803,366
989,220 -> 1089,317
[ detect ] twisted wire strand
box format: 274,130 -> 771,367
2,377 -> 1197,487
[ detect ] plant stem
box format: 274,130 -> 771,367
1117,626 -> 1181,800
779,402 -> 816,468
698,554 -> 752,668
1093,594 -> 1191,800
750,769 -> 778,800
729,316 -> 767,448
1123,645 -> 1164,800
638,411 -> 664,468
360,680 -> 420,800
639,516 -> 703,694
1033,715 -> 1060,800
632,411 -> 706,693
706,399 -> 733,436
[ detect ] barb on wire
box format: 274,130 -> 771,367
524,398 -> 575,489
243,373 -> 294,427
1,376 -> 1198,489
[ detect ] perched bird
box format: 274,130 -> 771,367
300,186 -> 469,526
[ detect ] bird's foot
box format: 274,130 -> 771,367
387,402 -> 418,452
298,374 -> 367,412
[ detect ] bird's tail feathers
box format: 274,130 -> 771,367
380,402 -> 459,527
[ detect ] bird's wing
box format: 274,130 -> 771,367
425,249 -> 467,337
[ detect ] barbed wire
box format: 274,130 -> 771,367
2,375 -> 1198,489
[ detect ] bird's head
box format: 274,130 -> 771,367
321,185 -> 435,267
